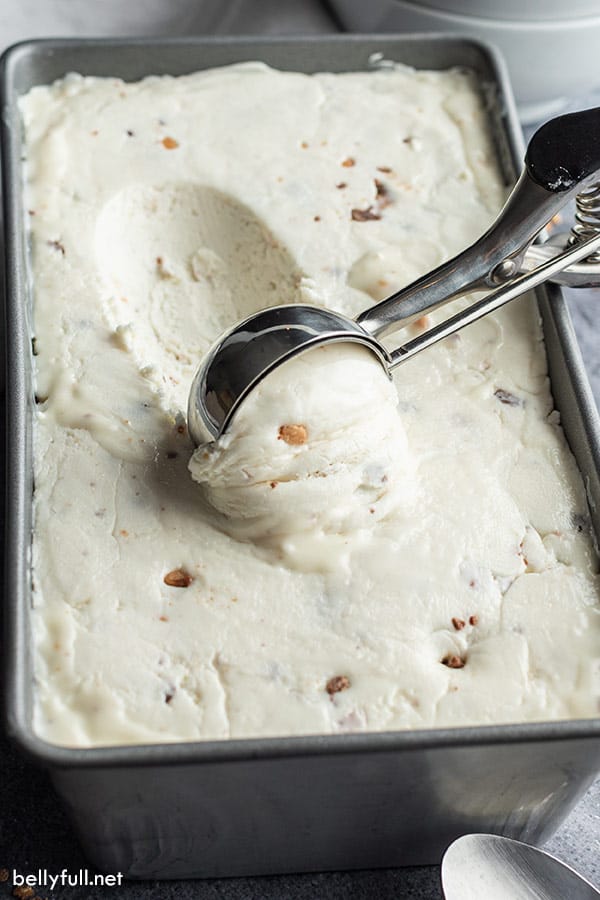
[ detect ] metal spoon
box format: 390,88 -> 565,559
188,107 -> 600,446
442,834 -> 600,900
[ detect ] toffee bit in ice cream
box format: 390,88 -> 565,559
494,388 -> 523,407
469,615 -> 479,626
336,182 -> 347,189
376,165 -> 392,173
161,136 -> 179,149
341,157 -> 355,167
46,239 -> 65,255
442,654 -> 466,669
374,179 -> 392,208
163,568 -> 193,588
278,424 -> 308,445
351,206 -> 381,222
326,675 -> 351,695
452,617 -> 466,631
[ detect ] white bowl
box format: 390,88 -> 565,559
330,0 -> 600,122
415,0 -> 600,21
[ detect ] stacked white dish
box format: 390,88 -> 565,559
330,0 -> 600,122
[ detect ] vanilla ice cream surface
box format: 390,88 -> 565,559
21,62 -> 600,747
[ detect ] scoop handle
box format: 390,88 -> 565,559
358,106 -> 600,340
526,106 -> 600,192
388,230 -> 600,370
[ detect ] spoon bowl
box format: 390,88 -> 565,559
187,304 -> 390,445
442,834 -> 600,900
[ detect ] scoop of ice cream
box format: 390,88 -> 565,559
189,343 -> 415,568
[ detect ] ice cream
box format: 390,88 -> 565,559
21,62 -> 600,747
189,343 -> 415,571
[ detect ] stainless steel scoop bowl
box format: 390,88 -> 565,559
442,833 -> 600,900
188,107 -> 600,445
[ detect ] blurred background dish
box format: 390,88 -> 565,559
406,0 -> 600,19
328,0 -> 600,122
0,0 -> 240,48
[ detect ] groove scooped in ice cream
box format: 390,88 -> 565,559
95,181 -> 308,416
189,342 -> 415,569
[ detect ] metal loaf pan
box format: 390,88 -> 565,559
2,36 -> 600,880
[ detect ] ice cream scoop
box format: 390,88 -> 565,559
189,341 -> 414,569
442,834 -> 600,900
188,107 -> 600,445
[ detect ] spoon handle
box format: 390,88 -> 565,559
388,230 -> 600,371
358,107 -> 600,340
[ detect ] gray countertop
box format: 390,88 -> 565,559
1,1 -> 599,897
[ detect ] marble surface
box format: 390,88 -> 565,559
1,1 -> 599,897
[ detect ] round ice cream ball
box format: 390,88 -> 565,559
189,342 -> 414,544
